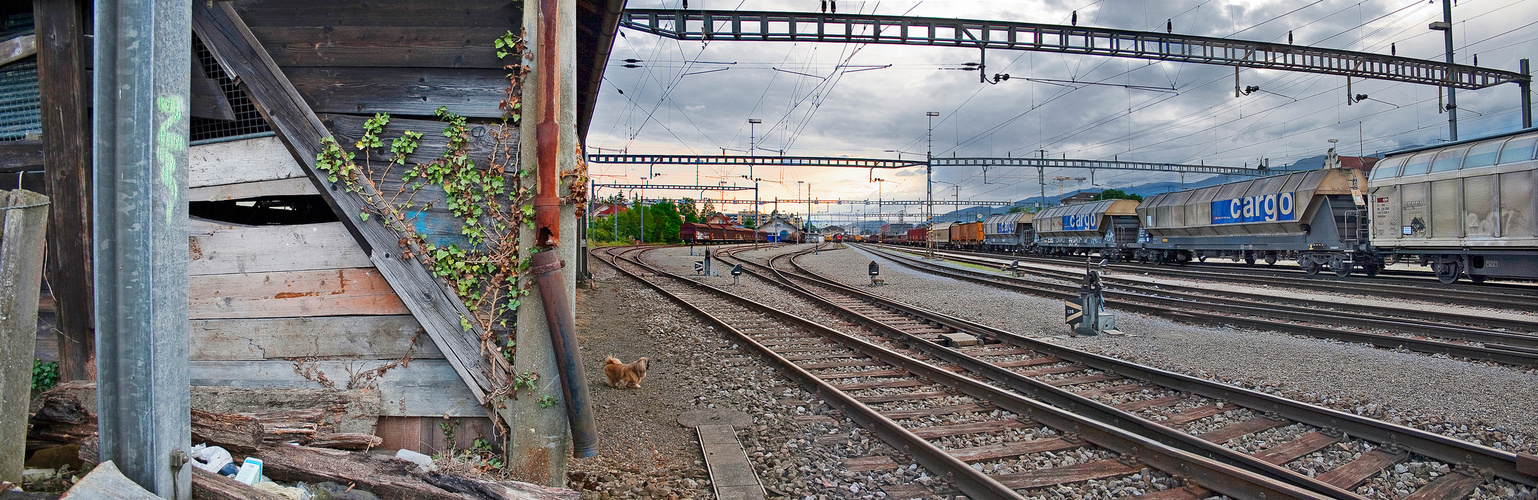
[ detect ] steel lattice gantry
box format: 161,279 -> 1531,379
931,157 -> 1269,176
588,153 -> 926,169
638,197 -> 1018,206
596,183 -> 756,191
620,9 -> 1529,91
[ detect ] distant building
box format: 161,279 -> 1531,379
1060,192 -> 1098,206
756,215 -> 802,242
593,203 -> 627,217
703,213 -> 734,226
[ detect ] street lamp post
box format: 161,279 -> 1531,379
925,111 -> 939,259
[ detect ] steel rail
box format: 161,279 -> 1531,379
864,244 -> 1538,366
600,245 -> 1329,500
814,244 -> 1537,486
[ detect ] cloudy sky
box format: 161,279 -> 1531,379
586,0 -> 1538,224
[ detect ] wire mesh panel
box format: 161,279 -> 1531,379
190,36 -> 272,143
0,12 -> 40,142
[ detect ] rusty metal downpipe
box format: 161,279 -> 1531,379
531,0 -> 599,458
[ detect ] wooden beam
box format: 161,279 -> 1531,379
191,315 -> 440,361
0,140 -> 44,173
0,34 -> 37,67
192,2 -> 507,404
189,136 -> 306,188
191,360 -> 485,417
188,222 -> 372,276
190,58 -> 237,121
33,0 -> 95,383
286,66 -> 509,118
188,267 -> 412,319
250,26 -> 508,69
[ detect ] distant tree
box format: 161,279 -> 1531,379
701,199 -> 716,216
646,199 -> 683,243
678,197 -> 701,223
1008,205 -> 1027,213
1092,189 -> 1144,202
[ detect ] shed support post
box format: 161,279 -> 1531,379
0,190 -> 50,483
92,0 -> 192,497
33,0 -> 95,383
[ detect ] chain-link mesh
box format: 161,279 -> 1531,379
190,35 -> 273,143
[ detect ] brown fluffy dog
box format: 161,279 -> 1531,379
603,356 -> 648,389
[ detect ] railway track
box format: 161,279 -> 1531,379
595,245 -> 1325,500
880,244 -> 1538,314
857,244 -> 1538,367
708,244 -> 1538,499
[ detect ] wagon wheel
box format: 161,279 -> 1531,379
1197,254 -> 1207,262
1363,263 -> 1382,277
1331,256 -> 1352,277
1432,259 -> 1462,284
1469,274 -> 1487,284
1303,260 -> 1323,276
1263,253 -> 1278,266
1243,254 -> 1256,265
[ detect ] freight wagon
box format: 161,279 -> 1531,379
1033,199 -> 1140,259
982,212 -> 1034,252
949,221 -> 984,249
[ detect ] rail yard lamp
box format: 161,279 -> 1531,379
749,118 -> 762,228
926,111 -> 939,259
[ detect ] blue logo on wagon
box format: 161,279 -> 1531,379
1211,192 -> 1296,224
1061,214 -> 1099,231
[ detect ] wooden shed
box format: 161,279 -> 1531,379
3,0 -> 624,454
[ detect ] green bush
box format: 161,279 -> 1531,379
33,359 -> 59,392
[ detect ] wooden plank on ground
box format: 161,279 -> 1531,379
250,26 -> 509,69
880,404 -> 989,420
1253,432 -> 1340,465
1114,395 -> 1182,412
188,221 -> 372,275
233,0 -> 521,28
853,391 -> 951,404
1133,486 -> 1211,499
1401,472 -> 1482,500
880,484 -> 933,500
1315,448 -> 1408,490
188,176 -> 319,202
194,2 -> 507,405
32,0 -> 93,384
191,315 -> 437,361
189,267 -> 410,319
191,359 -> 485,417
1162,404 -> 1230,426
696,425 -> 765,499
948,437 -> 1079,462
1197,417 -> 1286,444
829,379 -> 925,391
1044,373 -> 1122,387
286,67 -> 508,118
1074,382 -> 1148,398
189,136 -> 308,188
908,419 -> 1030,439
993,357 -> 1062,369
994,459 -> 1138,489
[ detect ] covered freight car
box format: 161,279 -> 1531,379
950,221 -> 984,250
906,226 -> 929,246
983,212 -> 1031,252
1368,128 -> 1538,283
1034,199 -> 1140,258
929,222 -> 955,248
1135,166 -> 1377,276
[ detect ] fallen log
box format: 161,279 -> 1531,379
189,410 -> 264,454
190,468 -> 286,500
255,445 -> 469,500
306,432 -> 383,450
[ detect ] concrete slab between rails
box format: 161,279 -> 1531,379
697,424 -> 766,499
678,409 -> 752,428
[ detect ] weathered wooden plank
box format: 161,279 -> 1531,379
907,419 -> 1030,439
319,113 -> 511,167
193,467 -> 288,500
287,67 -> 508,118
194,2 -> 506,405
189,267 -> 411,319
188,177 -> 319,202
0,140 -> 45,172
1315,448 -> 1408,490
192,315 -> 439,361
1162,404 -> 1230,426
190,59 -> 237,121
879,404 -> 989,420
947,437 -> 1079,463
189,136 -> 307,188
994,459 -> 1138,489
0,34 -> 36,67
1114,395 -> 1182,412
234,0 -> 521,28
375,416 -> 499,454
188,221 -> 372,275
1401,472 -> 1481,500
1253,431 -> 1340,465
1197,417 -> 1286,444
33,0 -> 93,384
0,190 -> 50,482
191,360 -> 485,417
251,26 -> 508,69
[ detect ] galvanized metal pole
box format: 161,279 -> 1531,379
1441,0 -> 1458,141
92,0 -> 191,497
925,111 -> 937,259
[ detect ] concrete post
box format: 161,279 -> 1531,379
0,190 -> 50,483
508,0 -> 580,486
